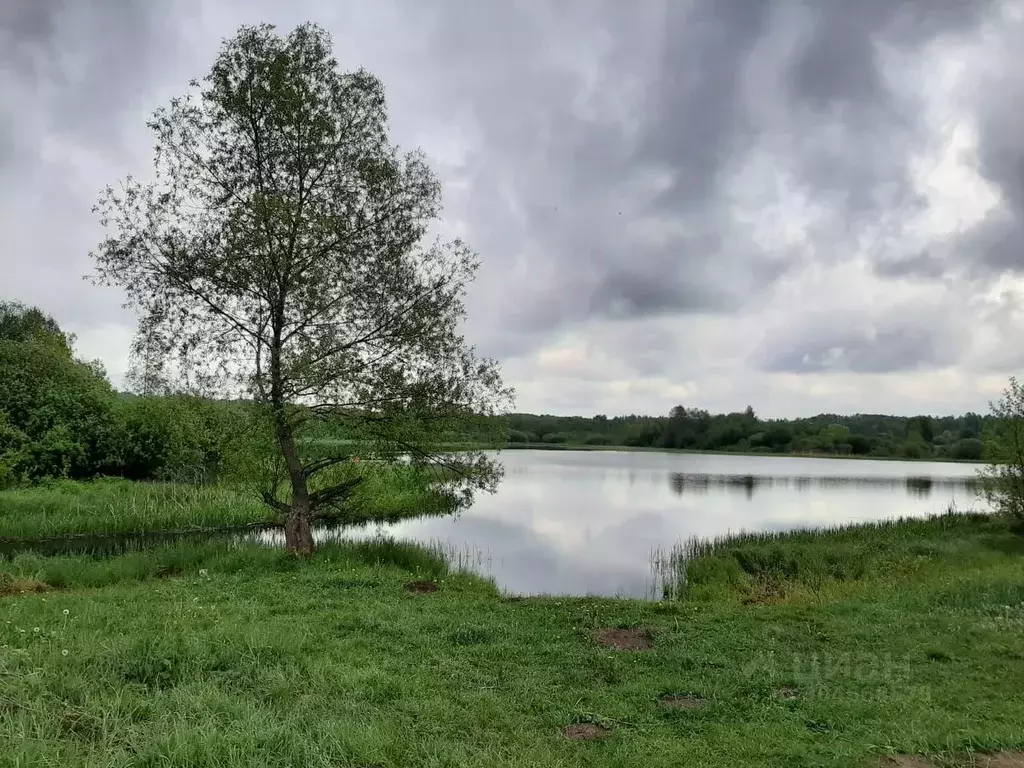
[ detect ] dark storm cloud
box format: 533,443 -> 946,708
956,18 -> 1024,278
0,0 -> 1016,395
399,0 -> 1003,362
0,0 -> 188,327
855,3 -> 1024,283
1,0 -> 190,163
636,0 -> 772,210
757,313 -> 962,374
874,251 -> 948,280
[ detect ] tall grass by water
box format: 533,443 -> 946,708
670,508 -> 1021,603
0,480 -> 270,540
0,465 -> 460,542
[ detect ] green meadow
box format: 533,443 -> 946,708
2,498 -> 1022,768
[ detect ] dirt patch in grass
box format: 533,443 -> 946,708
595,627 -> 653,650
881,753 -> 1024,767
0,577 -> 50,597
562,723 -> 610,741
403,580 -> 438,594
659,693 -> 707,710
775,686 -> 800,700
976,753 -> 1024,767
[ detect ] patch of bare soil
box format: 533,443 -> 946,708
0,577 -> 50,597
562,723 -> 610,741
595,627 -> 653,650
976,753 -> 1024,768
881,758 -> 935,768
659,693 -> 707,710
403,580 -> 438,594
775,687 -> 800,700
881,752 -> 1024,768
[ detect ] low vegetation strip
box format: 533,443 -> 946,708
1,514 -> 1021,766
0,466 -> 457,541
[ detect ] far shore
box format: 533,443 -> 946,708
492,441 -> 989,465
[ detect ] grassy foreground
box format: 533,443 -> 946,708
1,513 -> 1022,766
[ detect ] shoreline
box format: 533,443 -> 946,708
492,442 -> 989,465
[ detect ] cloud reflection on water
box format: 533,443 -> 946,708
314,450 -> 986,599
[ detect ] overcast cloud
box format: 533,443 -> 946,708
2,0 -> 1023,418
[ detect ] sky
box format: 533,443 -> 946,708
2,0 -> 1024,419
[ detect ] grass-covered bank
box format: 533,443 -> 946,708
2,514 -> 1022,767
0,465 -> 458,541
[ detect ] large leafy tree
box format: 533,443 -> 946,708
91,23 -> 513,554
0,301 -> 73,351
0,302 -> 117,483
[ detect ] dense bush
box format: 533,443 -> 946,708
0,303 -> 252,486
0,325 -> 119,483
112,395 -> 246,482
952,438 -> 984,461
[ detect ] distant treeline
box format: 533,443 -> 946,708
503,406 -> 990,461
2,301 -> 995,485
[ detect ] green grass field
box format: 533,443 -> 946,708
1,509 -> 1022,767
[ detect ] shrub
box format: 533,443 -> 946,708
0,332 -> 119,482
952,438 -> 984,461
507,429 -> 531,443
979,377 -> 1024,525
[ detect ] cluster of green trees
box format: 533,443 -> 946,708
505,405 -> 989,461
0,302 -> 240,487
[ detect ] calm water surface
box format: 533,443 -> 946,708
316,450 -> 987,598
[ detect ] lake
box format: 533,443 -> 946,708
276,449 -> 988,599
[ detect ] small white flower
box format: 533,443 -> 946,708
32,627 -> 40,633
62,609 -> 70,616
61,649 -> 69,656
199,569 -> 208,577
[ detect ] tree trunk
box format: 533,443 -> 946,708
269,314 -> 314,555
276,409 -> 315,556
283,498 -> 315,556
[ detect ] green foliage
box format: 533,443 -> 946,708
0,308 -> 119,484
683,511 -> 1008,601
111,394 -> 258,483
0,463 -> 456,540
500,408 -> 996,460
953,437 -> 984,461
979,376 -> 1024,525
0,300 -> 73,351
